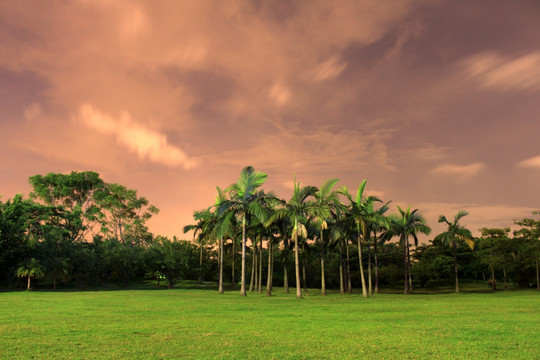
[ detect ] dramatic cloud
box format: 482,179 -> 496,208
463,51 -> 540,92
77,104 -> 197,169
517,155 -> 540,169
1,1 -> 539,238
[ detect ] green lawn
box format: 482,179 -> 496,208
1,283 -> 539,359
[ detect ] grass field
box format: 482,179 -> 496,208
1,282 -> 539,359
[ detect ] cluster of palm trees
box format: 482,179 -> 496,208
184,166 -> 474,297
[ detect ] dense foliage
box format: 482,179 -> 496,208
1,169 -> 539,292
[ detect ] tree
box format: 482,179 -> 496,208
339,180 -> 383,298
17,258 -> 45,290
313,178 -> 340,296
29,171 -> 104,241
385,206 -> 431,294
514,212 -> 540,291
435,210 -> 474,293
95,183 -> 158,246
213,186 -> 229,294
94,183 -> 158,287
183,207 -> 214,283
267,176 -> 324,298
149,236 -> 193,289
369,202 -> 390,294
218,166 -> 270,296
0,195 -> 36,285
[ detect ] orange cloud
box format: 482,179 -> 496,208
313,56 -> 347,81
517,155 -> 540,169
463,51 -> 540,92
430,162 -> 485,178
77,104 -> 197,169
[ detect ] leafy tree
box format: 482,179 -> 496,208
0,195 -> 35,284
29,171 -> 104,241
149,236 -> 193,289
514,212 -> 540,290
95,183 -> 158,246
478,228 -> 512,290
94,183 -> 158,288
435,211 -> 474,293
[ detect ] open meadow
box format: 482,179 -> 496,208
1,282 -> 539,359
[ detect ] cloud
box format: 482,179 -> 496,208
462,51 -> 540,92
410,144 -> 451,161
312,56 -> 347,81
517,155 -> 540,169
268,83 -> 291,107
430,162 -> 485,178
77,103 -> 197,169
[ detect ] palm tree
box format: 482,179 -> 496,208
339,180 -> 382,298
313,178 -> 340,296
17,258 -> 45,290
435,210 -> 474,293
267,176 -> 324,298
213,186 -> 229,294
385,206 -> 431,294
183,207 -> 214,284
364,201 -> 390,295
218,166 -> 270,296
367,202 -> 390,294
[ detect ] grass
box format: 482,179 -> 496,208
1,281 -> 539,359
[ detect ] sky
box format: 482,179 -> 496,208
1,0 -> 539,241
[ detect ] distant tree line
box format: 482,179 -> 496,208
1,169 -> 539,294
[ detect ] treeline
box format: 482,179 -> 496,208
1,169 -> 539,295
0,171 -> 200,290
186,166 -> 540,297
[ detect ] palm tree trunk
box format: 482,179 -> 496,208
240,216 -> 247,296
368,241 -> 372,296
302,243 -> 309,296
346,239 -> 352,294
452,239 -> 460,293
294,220 -> 302,298
407,242 -> 413,294
199,240 -> 203,283
503,266 -> 508,290
320,230 -> 326,296
339,241 -> 345,295
490,251 -> 497,291
403,237 -> 409,294
357,234 -> 368,298
219,237 -> 224,294
258,238 -> 263,293
27,275 -> 31,290
253,238 -> 258,291
249,239 -> 256,292
283,262 -> 289,293
231,239 -> 236,289
536,252 -> 539,291
283,238 -> 289,294
374,235 -> 380,294
266,239 -> 273,296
